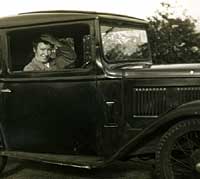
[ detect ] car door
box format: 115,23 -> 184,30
2,21 -> 99,155
3,71 -> 98,154
0,33 -> 6,148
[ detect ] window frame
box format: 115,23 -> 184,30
99,19 -> 152,65
6,20 -> 96,76
0,32 -> 6,75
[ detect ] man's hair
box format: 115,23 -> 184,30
32,36 -> 54,49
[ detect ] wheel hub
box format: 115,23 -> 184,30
192,149 -> 200,173
196,163 -> 200,173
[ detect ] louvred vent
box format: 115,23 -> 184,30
132,87 -> 200,117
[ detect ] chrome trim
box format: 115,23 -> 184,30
104,124 -> 118,128
106,101 -> 115,105
196,163 -> 200,173
133,115 -> 158,118
1,89 -> 11,93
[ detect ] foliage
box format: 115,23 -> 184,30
147,2 -> 200,64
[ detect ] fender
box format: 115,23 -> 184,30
105,100 -> 200,162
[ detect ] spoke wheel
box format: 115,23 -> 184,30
155,119 -> 200,179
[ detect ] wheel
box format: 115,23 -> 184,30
155,118 -> 200,179
0,156 -> 7,174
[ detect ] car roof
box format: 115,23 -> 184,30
0,10 -> 147,29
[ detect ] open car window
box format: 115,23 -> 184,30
8,22 -> 93,72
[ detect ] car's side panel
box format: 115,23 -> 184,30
0,83 -> 7,149
109,99 -> 200,160
124,74 -> 200,130
96,77 -> 126,156
1,74 -> 100,155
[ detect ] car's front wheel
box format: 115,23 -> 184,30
155,118 -> 200,179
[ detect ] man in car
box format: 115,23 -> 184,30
24,34 -> 76,71
23,36 -> 57,71
41,34 -> 77,68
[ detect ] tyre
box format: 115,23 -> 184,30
155,118 -> 200,179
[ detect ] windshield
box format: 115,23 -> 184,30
100,22 -> 150,63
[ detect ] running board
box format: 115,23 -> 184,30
0,150 -> 105,169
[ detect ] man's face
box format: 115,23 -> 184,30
34,42 -> 52,63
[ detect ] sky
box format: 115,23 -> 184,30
0,0 -> 200,20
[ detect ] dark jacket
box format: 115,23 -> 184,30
55,40 -> 77,69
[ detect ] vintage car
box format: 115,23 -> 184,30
0,10 -> 199,179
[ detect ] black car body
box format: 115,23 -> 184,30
0,11 -> 200,178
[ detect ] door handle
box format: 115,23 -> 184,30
106,101 -> 115,123
1,89 -> 12,93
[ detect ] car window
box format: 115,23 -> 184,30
8,22 -> 92,72
100,22 -> 150,63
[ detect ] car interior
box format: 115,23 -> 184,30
8,23 -> 92,72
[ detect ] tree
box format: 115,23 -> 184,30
147,2 -> 200,64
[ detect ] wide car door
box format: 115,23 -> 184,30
2,21 -> 99,155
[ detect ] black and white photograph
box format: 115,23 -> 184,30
0,0 -> 200,178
